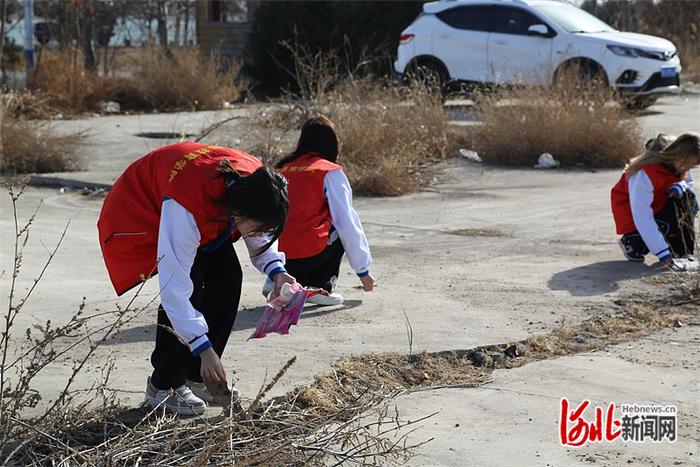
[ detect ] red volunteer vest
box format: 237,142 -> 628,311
277,153 -> 343,259
611,163 -> 681,235
97,142 -> 262,295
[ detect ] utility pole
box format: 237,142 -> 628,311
0,0 -> 7,84
23,0 -> 34,86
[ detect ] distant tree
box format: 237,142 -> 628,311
248,1 -> 423,94
582,0 -> 699,79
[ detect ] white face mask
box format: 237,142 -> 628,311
233,217 -> 267,238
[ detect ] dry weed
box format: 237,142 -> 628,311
132,47 -> 244,111
33,48 -> 100,114
241,79 -> 459,196
329,79 -> 459,196
30,46 -> 242,114
0,95 -> 85,174
468,74 -> 642,168
238,42 -> 462,196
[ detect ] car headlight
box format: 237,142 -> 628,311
607,45 -> 639,57
607,45 -> 676,61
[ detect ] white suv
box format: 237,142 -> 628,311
394,0 -> 681,108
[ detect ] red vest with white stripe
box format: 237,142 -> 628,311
278,153 -> 342,259
97,142 -> 262,295
611,163 -> 681,235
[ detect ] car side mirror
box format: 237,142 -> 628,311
528,24 -> 550,37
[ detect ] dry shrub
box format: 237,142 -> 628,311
469,75 -> 642,168
90,75 -> 152,112
242,79 -> 459,196
0,94 -> 85,174
132,47 -> 244,111
0,92 -> 54,120
239,41 -> 462,196
31,47 -> 242,114
33,49 -> 100,113
682,54 -> 700,83
329,80 -> 459,196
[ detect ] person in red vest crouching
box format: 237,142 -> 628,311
98,142 -> 294,415
268,116 -> 375,306
611,132 -> 700,265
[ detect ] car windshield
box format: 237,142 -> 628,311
534,3 -> 615,33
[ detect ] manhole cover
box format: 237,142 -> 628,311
136,132 -> 195,139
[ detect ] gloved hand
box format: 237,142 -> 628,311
667,182 -> 686,199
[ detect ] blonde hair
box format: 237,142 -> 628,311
625,132 -> 700,175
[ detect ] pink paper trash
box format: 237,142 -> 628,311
249,282 -> 324,339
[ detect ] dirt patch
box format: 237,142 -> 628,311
446,228 -> 506,238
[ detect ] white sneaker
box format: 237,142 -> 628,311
145,377 -> 207,416
306,292 -> 344,306
261,277 -> 274,298
670,258 -> 699,271
186,379 -> 241,407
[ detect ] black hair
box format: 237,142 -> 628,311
276,115 -> 339,168
217,161 -> 288,255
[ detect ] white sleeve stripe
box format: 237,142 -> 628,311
189,335 -> 210,351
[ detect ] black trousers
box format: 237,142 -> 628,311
150,241 -> 242,390
622,192 -> 697,258
284,233 -> 345,293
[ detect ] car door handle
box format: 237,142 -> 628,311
437,33 -> 451,39
495,40 -> 508,46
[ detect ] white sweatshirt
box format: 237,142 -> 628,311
323,169 -> 372,276
627,170 -> 694,260
156,198 -> 286,356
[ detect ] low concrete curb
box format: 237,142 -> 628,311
27,175 -> 112,191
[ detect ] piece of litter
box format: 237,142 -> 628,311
459,149 -> 482,163
98,101 -> 121,114
249,283 -> 326,339
534,152 -> 559,169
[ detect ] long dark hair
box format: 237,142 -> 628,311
217,161 -> 288,254
276,115 -> 339,168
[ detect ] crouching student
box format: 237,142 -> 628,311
611,132 -> 700,264
268,116 -> 375,306
98,142 -> 293,415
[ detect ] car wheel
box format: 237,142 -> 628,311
554,61 -> 607,91
407,61 -> 447,94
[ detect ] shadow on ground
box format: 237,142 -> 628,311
548,261 -> 661,296
107,300 -> 362,344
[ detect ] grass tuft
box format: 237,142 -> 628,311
467,74 -> 642,168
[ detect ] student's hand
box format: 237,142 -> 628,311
360,274 -> 376,291
200,347 -> 227,384
271,272 -> 296,299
